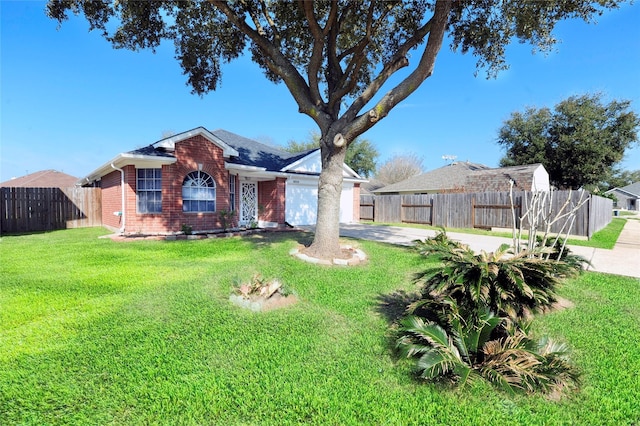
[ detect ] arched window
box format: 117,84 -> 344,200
182,171 -> 216,212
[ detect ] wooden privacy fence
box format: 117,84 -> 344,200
1,187 -> 102,234
360,191 -> 612,238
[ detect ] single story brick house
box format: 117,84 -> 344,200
80,127 -> 365,235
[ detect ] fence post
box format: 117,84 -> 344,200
471,196 -> 475,229
372,196 -> 375,222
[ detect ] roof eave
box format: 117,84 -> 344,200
80,153 -> 177,184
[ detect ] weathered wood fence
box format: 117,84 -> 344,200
1,187 -> 102,234
360,190 -> 612,238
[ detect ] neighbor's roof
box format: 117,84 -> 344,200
606,181 -> 640,198
374,161 -> 490,194
0,169 -> 78,188
464,163 -> 543,192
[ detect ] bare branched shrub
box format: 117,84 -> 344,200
509,181 -> 590,260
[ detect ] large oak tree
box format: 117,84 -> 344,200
498,93 -> 639,189
47,0 -> 626,258
283,133 -> 379,178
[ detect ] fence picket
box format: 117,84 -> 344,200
0,187 -> 102,234
360,190 -> 612,238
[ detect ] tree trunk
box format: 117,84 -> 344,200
305,132 -> 347,259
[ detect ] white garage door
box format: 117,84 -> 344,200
285,179 -> 354,226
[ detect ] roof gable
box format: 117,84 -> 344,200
151,127 -> 239,157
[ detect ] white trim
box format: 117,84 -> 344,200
225,163 -> 267,173
280,149 -> 363,179
342,163 -> 363,179
81,153 -> 176,184
606,187 -> 640,198
280,150 -> 320,172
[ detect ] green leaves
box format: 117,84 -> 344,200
498,93 -> 639,189
396,232 -> 581,396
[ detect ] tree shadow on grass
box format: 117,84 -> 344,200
243,228 -> 314,250
374,289 -> 421,325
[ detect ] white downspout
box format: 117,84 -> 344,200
111,163 -> 126,234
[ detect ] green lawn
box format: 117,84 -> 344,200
1,228 -> 639,425
370,217 -> 627,249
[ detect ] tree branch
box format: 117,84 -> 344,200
344,0 -> 451,140
301,0 -> 327,109
209,0 -> 324,126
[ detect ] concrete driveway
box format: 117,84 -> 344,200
317,216 -> 640,279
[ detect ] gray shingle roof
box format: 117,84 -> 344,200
607,181 -> 640,197
211,129 -> 316,171
621,182 -> 640,196
375,161 -> 489,194
130,127 -> 317,172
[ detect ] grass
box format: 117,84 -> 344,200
369,217 -> 627,249
1,228 -> 639,425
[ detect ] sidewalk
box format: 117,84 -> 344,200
330,216 -> 640,279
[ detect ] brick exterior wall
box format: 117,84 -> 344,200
105,135 -> 287,234
352,183 -> 361,222
101,170 -> 123,232
98,134 -> 361,234
258,177 -> 286,225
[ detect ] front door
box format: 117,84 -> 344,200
240,182 -> 258,226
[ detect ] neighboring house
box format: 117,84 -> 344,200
0,169 -> 78,188
80,127 -> 365,235
373,162 -> 549,195
464,163 -> 550,193
373,161 -> 489,195
605,182 -> 640,211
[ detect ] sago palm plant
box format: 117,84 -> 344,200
396,232 -> 581,396
396,310 -> 580,395
413,232 -> 584,321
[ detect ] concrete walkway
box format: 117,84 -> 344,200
325,215 -> 640,279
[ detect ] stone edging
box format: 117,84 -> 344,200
289,245 -> 367,266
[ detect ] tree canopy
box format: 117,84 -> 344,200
283,133 -> 379,178
601,169 -> 640,192
498,93 -> 639,189
47,0 -> 629,258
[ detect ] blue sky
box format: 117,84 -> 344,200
2,1 -> 639,183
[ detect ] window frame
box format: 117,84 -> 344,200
229,174 -> 236,212
136,168 -> 162,214
182,170 -> 216,213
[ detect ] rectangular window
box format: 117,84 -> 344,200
137,168 -> 162,213
229,174 -> 236,211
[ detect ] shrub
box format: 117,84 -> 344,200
396,232 -> 581,396
218,209 -> 236,231
396,311 -> 580,395
413,232 -> 584,321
